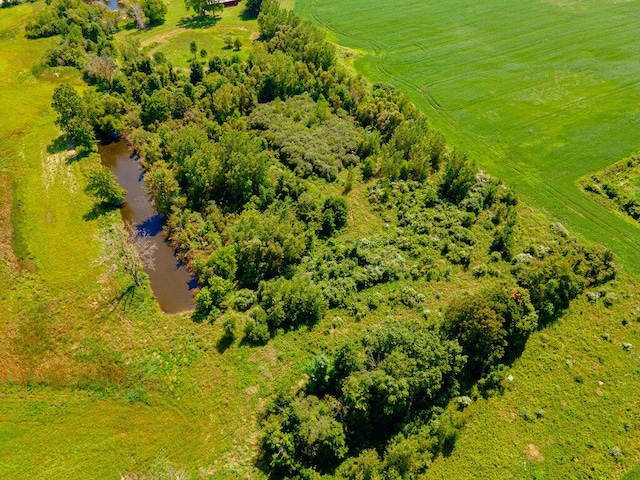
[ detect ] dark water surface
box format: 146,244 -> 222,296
99,140 -> 196,314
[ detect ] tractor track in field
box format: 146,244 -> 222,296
303,0 -> 640,275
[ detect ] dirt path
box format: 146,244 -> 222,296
140,28 -> 187,47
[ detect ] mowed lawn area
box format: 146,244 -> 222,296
295,0 -> 640,276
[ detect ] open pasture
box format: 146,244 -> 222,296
295,0 -> 640,276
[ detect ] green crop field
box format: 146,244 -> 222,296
294,0 -> 640,277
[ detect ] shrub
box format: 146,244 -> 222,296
230,289 -> 256,312
258,276 -> 328,330
400,286 -> 425,308
440,151 -> 476,204
244,306 -> 270,345
85,163 -> 125,205
321,196 -> 348,237
443,293 -> 507,380
140,0 -> 167,25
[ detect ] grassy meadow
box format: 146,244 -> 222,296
294,0 -> 640,278
0,3 -> 270,478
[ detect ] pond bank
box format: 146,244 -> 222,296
98,140 -> 196,314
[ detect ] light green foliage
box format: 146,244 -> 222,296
249,94 -> 364,180
85,162 -> 126,205
140,0 -> 168,25
258,275 -> 327,330
230,207 -> 307,286
52,84 -> 85,129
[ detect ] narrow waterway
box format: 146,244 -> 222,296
99,140 -> 197,314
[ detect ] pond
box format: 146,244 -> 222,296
99,140 -> 197,314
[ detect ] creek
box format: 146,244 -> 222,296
99,140 -> 197,314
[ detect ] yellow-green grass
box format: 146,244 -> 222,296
0,1 -> 365,478
0,3 -> 269,478
115,1 -> 257,67
3,1 -> 640,478
295,0 -> 640,279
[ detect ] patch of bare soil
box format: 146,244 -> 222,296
0,173 -> 17,272
524,444 -> 545,463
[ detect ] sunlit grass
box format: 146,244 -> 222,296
295,0 -> 640,278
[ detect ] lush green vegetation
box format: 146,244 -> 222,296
581,153 -> 640,223
294,0 -> 640,278
2,0 -> 640,478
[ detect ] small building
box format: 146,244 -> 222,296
216,0 -> 239,6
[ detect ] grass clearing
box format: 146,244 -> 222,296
295,0 -> 640,278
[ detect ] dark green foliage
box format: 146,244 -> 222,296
52,84 -> 85,130
185,0 -> 223,16
490,211 -> 517,260
230,207 -> 307,286
141,91 -> 170,125
513,230 -> 614,325
244,0 -> 263,18
190,61 -> 204,84
67,117 -> 97,152
213,131 -> 270,210
262,320 -> 464,477
440,150 -> 476,204
144,163 -> 182,215
443,286 -> 538,379
321,196 -> 348,237
262,394 -> 348,475
258,275 -> 327,330
443,293 -> 507,379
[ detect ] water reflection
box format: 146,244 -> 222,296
98,140 -> 196,314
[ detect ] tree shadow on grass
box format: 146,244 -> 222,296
216,332 -> 234,353
239,10 -> 258,21
177,15 -> 221,29
90,284 -> 137,322
83,202 -> 121,221
47,135 -> 68,155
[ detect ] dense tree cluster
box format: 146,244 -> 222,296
26,0 -> 119,67
263,320 -> 465,478
582,153 -> 640,221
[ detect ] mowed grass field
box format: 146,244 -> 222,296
294,0 -> 640,277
